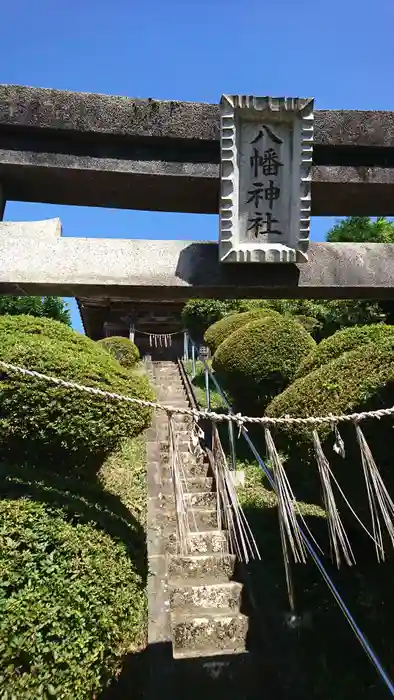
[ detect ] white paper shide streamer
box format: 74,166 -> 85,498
149,333 -> 172,348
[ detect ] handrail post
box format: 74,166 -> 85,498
183,330 -> 189,361
228,416 -> 236,472
204,365 -> 211,412
191,343 -> 196,380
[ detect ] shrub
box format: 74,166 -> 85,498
0,494 -> 146,699
0,313 -> 91,346
314,300 -> 385,340
182,298 -> 387,344
296,323 -> 394,379
262,299 -> 386,341
0,316 -> 153,472
97,336 -> 140,368
291,314 -> 322,336
212,315 -> 315,411
204,309 -> 281,354
181,298 -> 275,340
265,340 -> 394,506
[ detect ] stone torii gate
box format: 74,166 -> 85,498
1,84 -> 394,312
3,86 -> 394,693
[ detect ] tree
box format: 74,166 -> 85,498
250,298 -> 384,340
182,297 -> 386,342
326,217 -> 394,325
181,299 -> 251,341
326,216 -> 394,243
0,296 -> 71,325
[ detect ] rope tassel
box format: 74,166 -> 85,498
265,428 -> 307,564
356,424 -> 394,562
312,430 -> 355,568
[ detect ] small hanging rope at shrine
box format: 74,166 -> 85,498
129,328 -> 184,349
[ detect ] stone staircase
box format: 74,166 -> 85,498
150,361 -> 250,662
143,362 -> 254,677
144,359 -> 282,699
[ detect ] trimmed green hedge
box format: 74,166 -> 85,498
97,336 -> 140,368
296,323 -> 394,378
204,309 -> 281,354
291,314 -> 322,336
266,339 -> 394,505
0,316 -> 153,472
0,313 -> 93,348
0,492 -> 146,699
212,315 -> 315,411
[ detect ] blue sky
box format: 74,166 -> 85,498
2,0 -> 393,331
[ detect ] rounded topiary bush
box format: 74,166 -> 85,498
212,315 -> 316,412
0,316 -> 153,472
291,314 -> 322,336
266,340 -> 394,507
204,309 -> 281,354
97,336 -> 140,368
0,313 -> 95,349
296,323 -> 394,379
0,496 -> 146,699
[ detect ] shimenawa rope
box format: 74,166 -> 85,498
1,359 -> 394,427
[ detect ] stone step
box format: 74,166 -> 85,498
163,529 -> 228,554
156,389 -> 189,400
159,440 -> 191,453
161,456 -> 210,477
160,414 -> 193,425
158,430 -> 191,442
159,507 -> 218,530
168,553 -> 236,580
161,491 -> 216,508
154,367 -> 180,372
160,413 -> 193,426
160,465 -> 211,480
171,610 -> 248,655
161,477 -> 214,494
169,578 -> 243,611
160,404 -> 189,410
156,404 -> 190,410
184,492 -> 217,508
154,385 -> 186,392
160,445 -> 204,459
160,447 -> 205,461
156,376 -> 183,381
